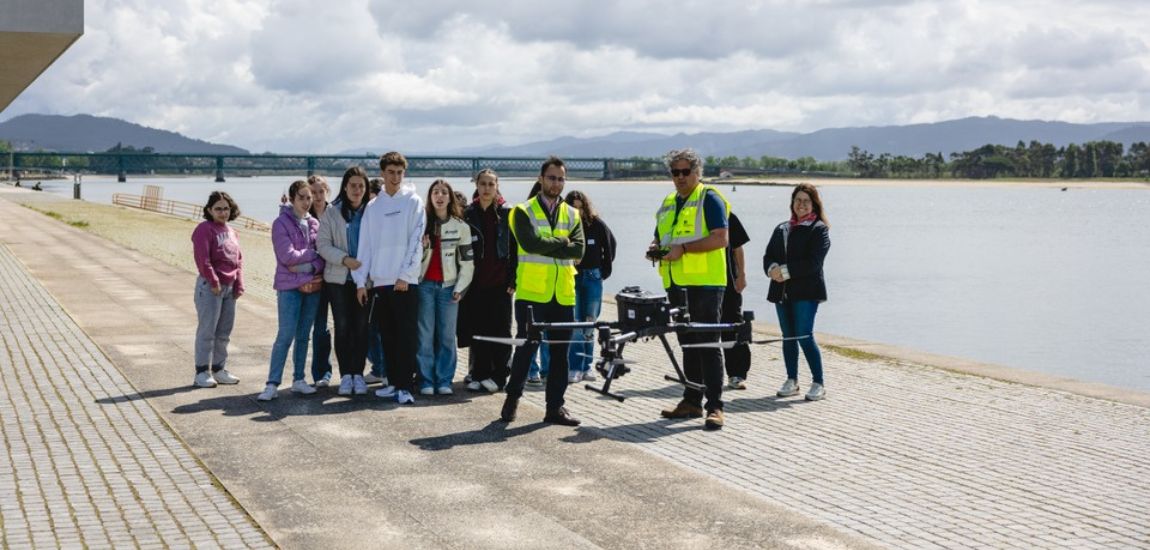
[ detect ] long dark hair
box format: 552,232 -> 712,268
425,179 -> 464,237
791,183 -> 829,227
564,189 -> 597,222
202,191 -> 240,221
336,166 -> 369,221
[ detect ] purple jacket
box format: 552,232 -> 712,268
272,206 -> 325,290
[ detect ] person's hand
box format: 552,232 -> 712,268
452,292 -> 462,303
234,289 -> 244,299
343,256 -> 362,270
395,280 -> 410,292
422,235 -> 430,248
663,244 -> 684,262
210,285 -> 222,296
735,275 -> 747,293
356,287 -> 367,305
507,286 -> 515,296
768,266 -> 785,283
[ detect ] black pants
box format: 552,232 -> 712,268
328,281 -> 368,377
506,298 -> 574,409
720,288 -> 750,379
370,285 -> 420,391
465,286 -> 513,387
311,287 -> 333,381
671,285 -> 725,411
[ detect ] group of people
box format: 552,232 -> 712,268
190,148 -> 831,431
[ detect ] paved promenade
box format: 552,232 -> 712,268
2,185 -> 1149,549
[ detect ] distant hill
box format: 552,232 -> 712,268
0,114 -> 249,154
426,117 -> 1150,161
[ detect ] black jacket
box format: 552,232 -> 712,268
763,220 -> 830,303
579,217 -> 617,280
463,200 -> 517,289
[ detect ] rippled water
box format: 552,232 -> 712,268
39,175 -> 1150,391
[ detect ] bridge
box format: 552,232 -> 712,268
4,152 -> 679,182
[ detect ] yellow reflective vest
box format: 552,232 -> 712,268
509,197 -> 579,305
655,184 -> 730,288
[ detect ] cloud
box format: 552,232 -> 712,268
5,0 -> 1150,153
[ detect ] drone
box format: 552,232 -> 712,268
475,286 -> 809,402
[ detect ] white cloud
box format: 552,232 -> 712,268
5,0 -> 1150,152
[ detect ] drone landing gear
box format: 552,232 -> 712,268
584,332 -> 706,402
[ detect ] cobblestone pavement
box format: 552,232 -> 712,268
0,243 -> 272,549
519,306 -> 1150,549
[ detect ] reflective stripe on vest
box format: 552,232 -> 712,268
510,197 -> 579,305
655,184 -> 730,288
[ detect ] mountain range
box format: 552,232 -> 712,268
5,113 -> 1150,161
0,114 -> 249,155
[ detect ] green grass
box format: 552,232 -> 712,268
825,344 -> 887,362
23,204 -> 90,229
67,220 -> 90,228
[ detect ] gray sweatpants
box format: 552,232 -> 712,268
194,276 -> 237,368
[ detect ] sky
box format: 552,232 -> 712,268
6,0 -> 1150,153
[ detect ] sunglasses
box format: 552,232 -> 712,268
669,168 -> 693,177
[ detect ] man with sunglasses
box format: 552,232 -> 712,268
500,156 -> 586,426
648,148 -> 731,430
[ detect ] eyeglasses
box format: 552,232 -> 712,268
544,175 -> 566,183
670,169 -> 693,178
211,206 -> 231,212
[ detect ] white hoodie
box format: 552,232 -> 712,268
352,183 -> 426,288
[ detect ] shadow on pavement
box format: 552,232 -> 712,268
95,384 -> 200,404
409,420 -> 549,451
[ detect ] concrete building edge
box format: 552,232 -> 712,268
1,245 -> 279,547
0,31 -> 82,110
602,297 -> 1150,409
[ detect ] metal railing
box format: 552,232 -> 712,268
112,192 -> 270,232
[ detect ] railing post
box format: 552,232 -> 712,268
306,157 -> 316,177
215,156 -> 225,182
472,158 -> 480,174
73,174 -> 81,200
117,154 -> 127,182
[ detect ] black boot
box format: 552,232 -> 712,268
500,396 -> 519,422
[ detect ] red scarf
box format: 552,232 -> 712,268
789,212 -> 818,227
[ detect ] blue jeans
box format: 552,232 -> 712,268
311,288 -> 333,381
775,300 -> 823,384
417,281 -> 459,390
568,268 -> 604,373
529,344 -> 550,379
268,289 -> 321,385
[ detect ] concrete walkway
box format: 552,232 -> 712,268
2,185 -> 1149,549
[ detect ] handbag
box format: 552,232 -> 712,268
298,276 -> 323,294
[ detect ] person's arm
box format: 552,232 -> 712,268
554,213 -> 585,260
512,206 -> 573,255
233,232 -> 245,298
271,219 -> 315,266
397,197 -> 426,289
453,222 -> 475,300
764,226 -> 785,282
353,206 -> 374,289
663,191 -> 728,261
316,210 -> 348,267
600,221 -> 616,280
191,224 -> 221,289
733,246 -> 746,293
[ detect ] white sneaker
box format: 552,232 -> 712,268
396,390 -> 415,405
193,371 -> 217,388
375,385 -> 397,398
420,387 -> 435,396
777,378 -> 800,397
479,378 -> 499,393
315,372 -> 332,388
437,385 -> 453,395
805,383 -> 826,401
582,370 -> 597,382
568,372 -> 583,384
213,369 -> 239,385
728,376 -> 747,390
291,380 -> 317,395
466,380 -> 482,392
256,383 -> 277,401
338,375 -> 354,396
352,375 -> 368,395
363,373 -> 385,385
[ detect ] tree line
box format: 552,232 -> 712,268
847,141 -> 1150,179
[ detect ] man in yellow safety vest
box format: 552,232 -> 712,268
647,148 -> 731,430
500,157 -> 586,426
